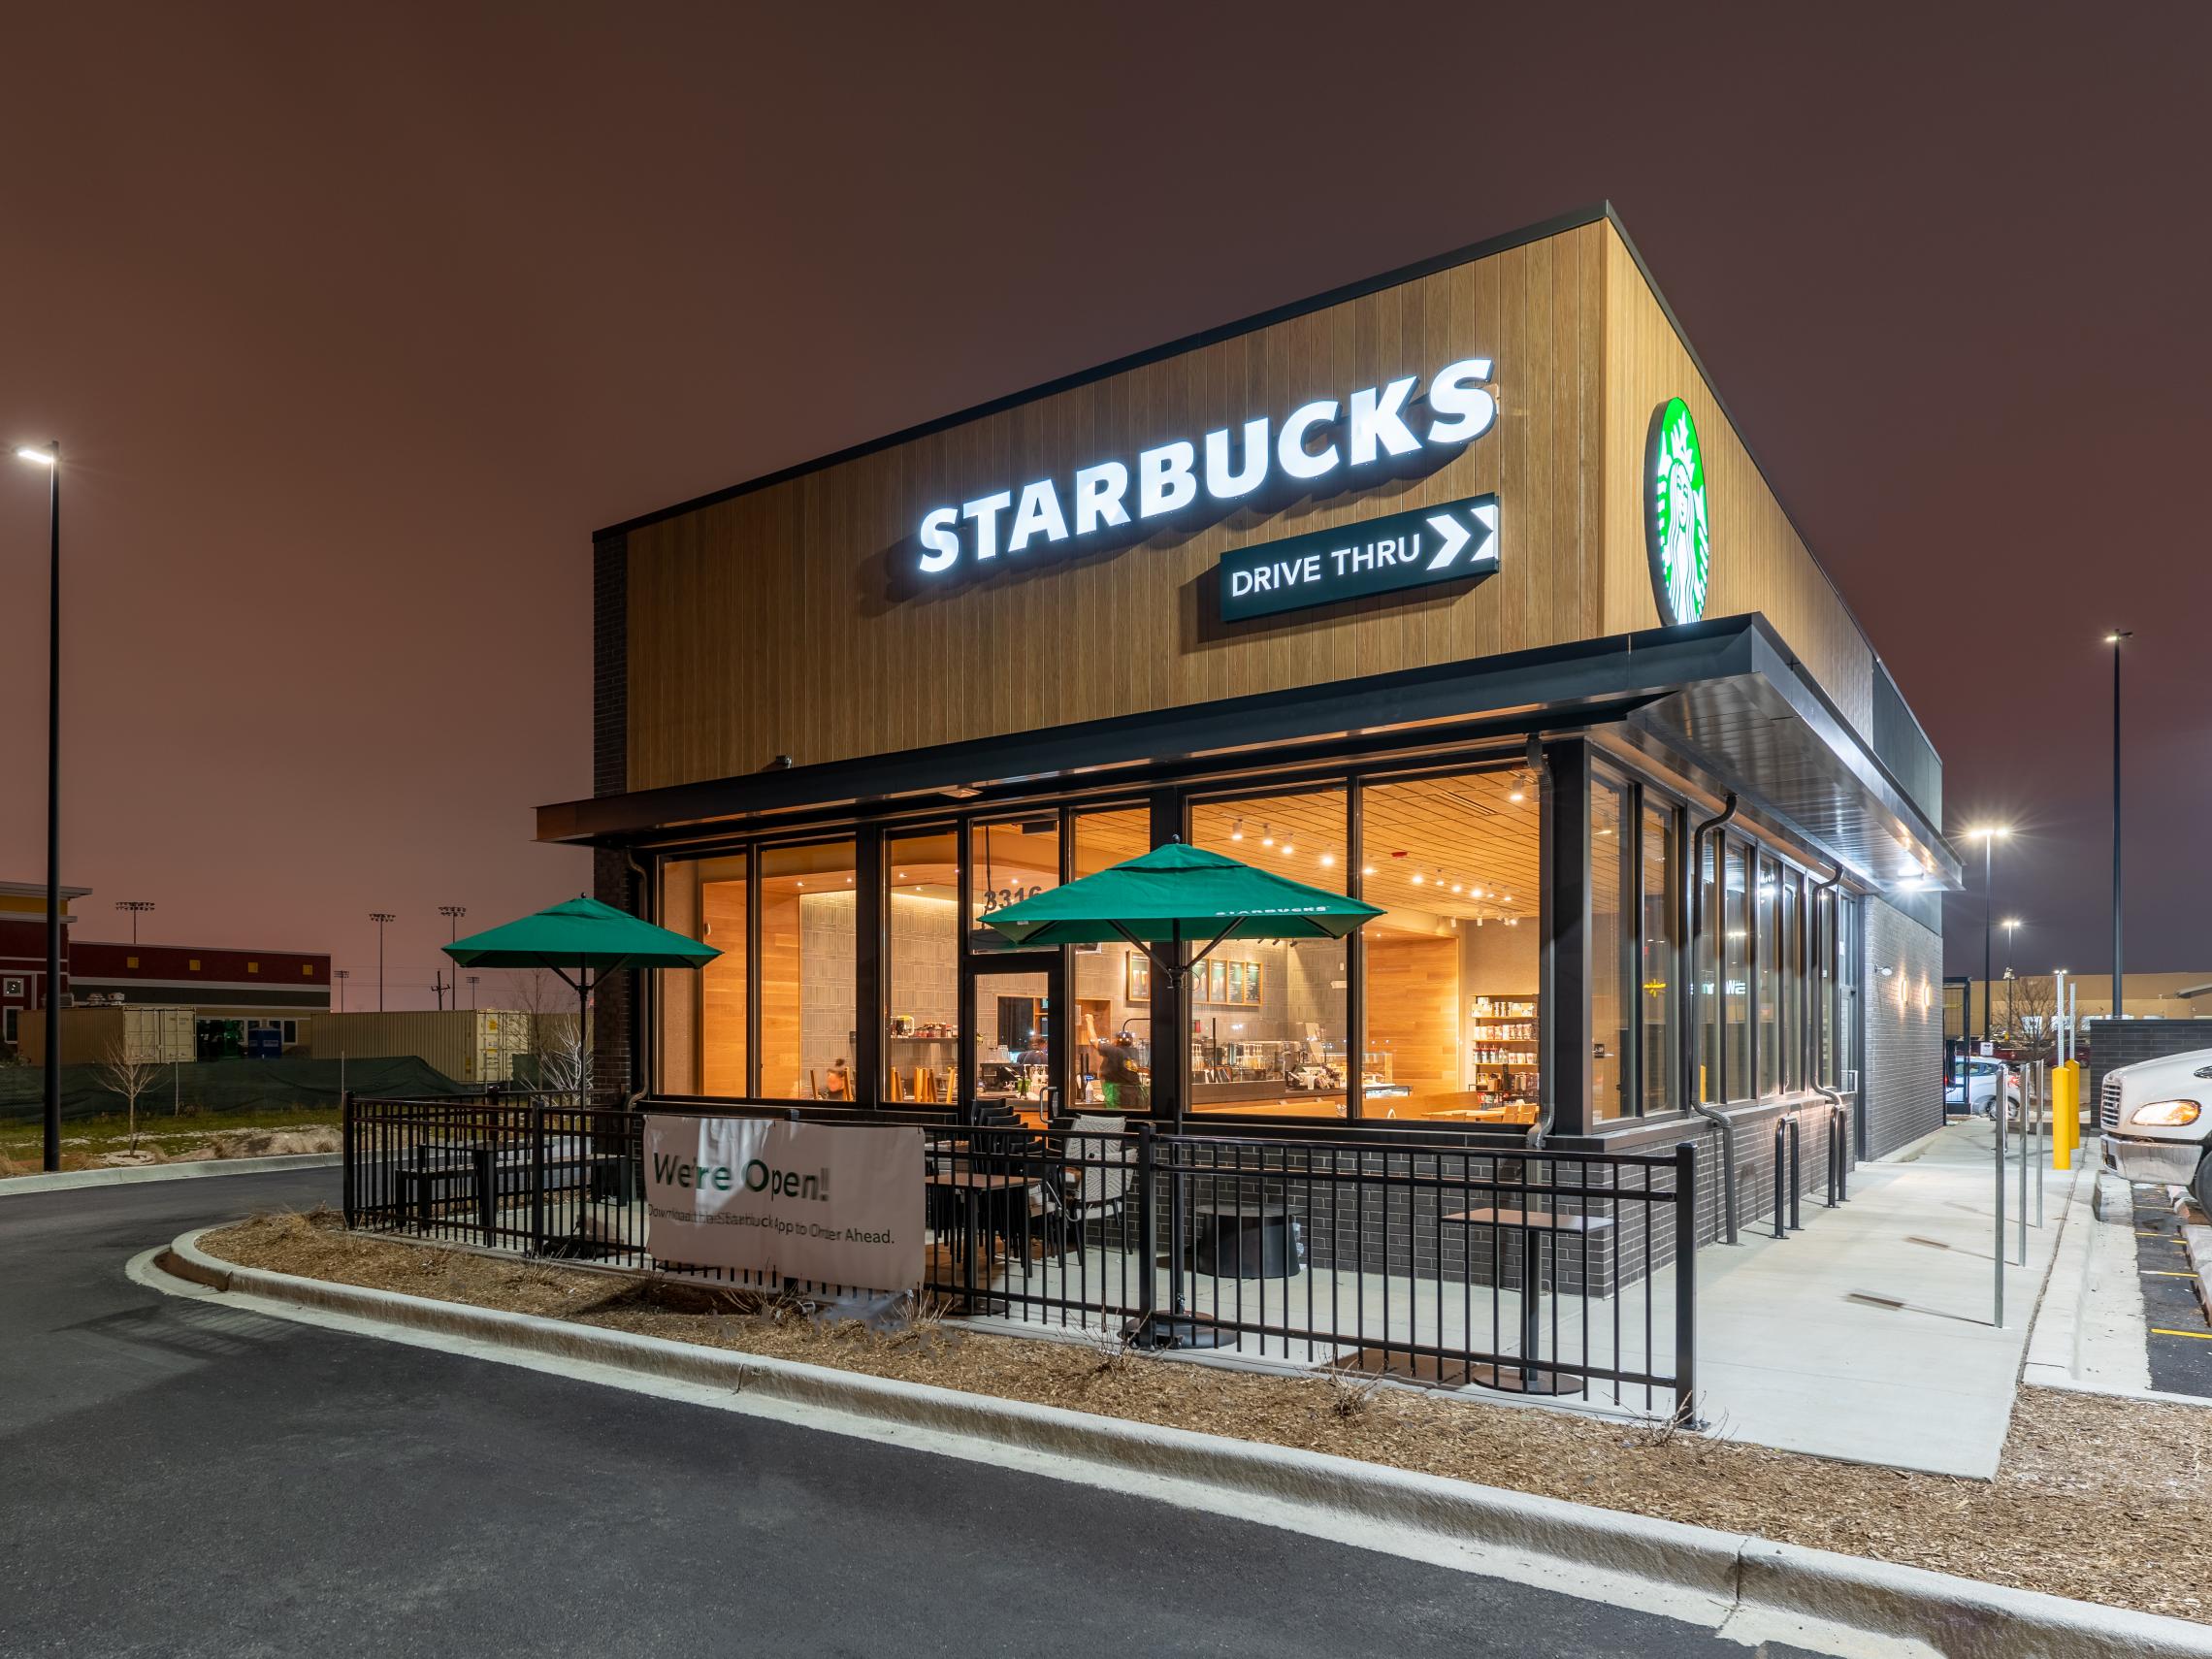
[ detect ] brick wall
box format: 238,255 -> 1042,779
2087,1018 -> 2212,1103
1863,896 -> 1943,1158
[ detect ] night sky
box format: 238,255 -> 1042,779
1,4 -> 2204,1005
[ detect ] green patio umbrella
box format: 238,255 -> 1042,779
985,841 -> 1381,1350
981,840 -> 1382,1123
443,895 -> 720,1074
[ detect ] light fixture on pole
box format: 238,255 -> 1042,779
2104,630 -> 2131,1021
369,913 -> 396,1011
437,907 -> 467,1011
1963,826 -> 2011,1045
2001,917 -> 2022,973
336,967 -> 350,1012
114,899 -> 155,945
16,440 -> 59,1172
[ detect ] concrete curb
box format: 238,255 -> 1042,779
1,1152 -> 341,1195
157,1228 -> 2212,1659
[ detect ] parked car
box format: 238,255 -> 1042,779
1945,1057 -> 2024,1118
2098,1046 -> 2212,1215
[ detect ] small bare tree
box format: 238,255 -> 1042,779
1998,974 -> 2059,1061
503,970 -> 585,1089
538,1015 -> 594,1107
95,1035 -> 164,1155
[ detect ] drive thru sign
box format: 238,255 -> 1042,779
644,1116 -> 925,1291
1217,493 -> 1499,623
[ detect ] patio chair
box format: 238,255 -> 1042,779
1037,1113 -> 1136,1256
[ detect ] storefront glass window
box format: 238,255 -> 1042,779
968,817 -> 1060,954
1189,789 -> 1350,1120
969,968 -> 1052,1114
1722,842 -> 1750,1101
1696,837 -> 1719,1104
1756,855 -> 1780,1095
887,829 -> 960,1106
658,852 -> 746,1097
1071,807 -> 1154,1111
1640,800 -> 1678,1118
1357,770 -> 1540,1123
758,839 -> 858,1100
1838,896 -> 1862,1090
1590,777 -> 1629,1122
1780,870 -> 1803,1091
1815,887 -> 1837,1089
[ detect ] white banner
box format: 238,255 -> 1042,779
643,1115 -> 925,1292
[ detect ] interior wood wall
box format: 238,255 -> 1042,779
1366,933 -> 1461,1099
699,880 -> 747,1096
622,216 -> 1881,796
756,891 -> 800,1096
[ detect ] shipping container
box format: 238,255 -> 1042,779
16,1005 -> 197,1067
303,1009 -> 571,1086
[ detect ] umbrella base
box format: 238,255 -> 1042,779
1126,1314 -> 1233,1350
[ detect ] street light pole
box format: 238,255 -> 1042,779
369,913 -> 396,1011
16,441 -> 60,1172
1965,826 -> 2011,1047
438,907 -> 466,1015
2106,631 -> 2131,1021
115,899 -> 155,945
336,968 -> 349,1012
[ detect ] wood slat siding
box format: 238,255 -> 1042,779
1597,232 -> 1874,737
624,217 -> 1877,795
626,225 -> 1608,792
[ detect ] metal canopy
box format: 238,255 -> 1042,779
538,616 -> 1957,895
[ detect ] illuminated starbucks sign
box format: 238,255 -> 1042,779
1644,396 -> 1710,626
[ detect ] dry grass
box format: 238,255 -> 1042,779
1,1114 -> 341,1176
201,1212 -> 2212,1624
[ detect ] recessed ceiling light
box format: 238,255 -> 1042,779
1318,853 -> 1335,867
1282,842 -> 1295,856
1412,873 -> 1424,885
1508,791 -> 1524,803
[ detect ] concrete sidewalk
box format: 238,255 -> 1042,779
1692,1118 -> 2071,1476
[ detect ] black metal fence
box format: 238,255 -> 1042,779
344,1094 -> 1698,1420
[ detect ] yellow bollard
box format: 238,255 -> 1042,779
2054,1061 -> 2081,1169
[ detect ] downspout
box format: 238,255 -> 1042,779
1807,862 -> 1848,1187
1687,794 -> 1740,1243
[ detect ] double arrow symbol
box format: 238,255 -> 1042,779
1423,500 -> 1500,572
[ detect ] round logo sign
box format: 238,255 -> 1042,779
1644,396 -> 1710,626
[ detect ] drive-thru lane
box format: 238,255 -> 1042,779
1,1170 -> 1777,1658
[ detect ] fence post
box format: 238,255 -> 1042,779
341,1090 -> 356,1228
1673,1141 -> 1699,1425
529,1102 -> 546,1257
1134,1123 -> 1156,1340
1994,1073 -> 2007,1326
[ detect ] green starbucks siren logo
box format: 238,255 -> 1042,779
1645,396 -> 1710,626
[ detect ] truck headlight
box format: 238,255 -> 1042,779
2131,1100 -> 2202,1126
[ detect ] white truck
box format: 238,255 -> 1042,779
2098,1045 -> 2212,1215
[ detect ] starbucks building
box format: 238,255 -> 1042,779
543,203 -> 1953,1195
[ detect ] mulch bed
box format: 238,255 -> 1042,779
202,1209 -> 2212,1624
